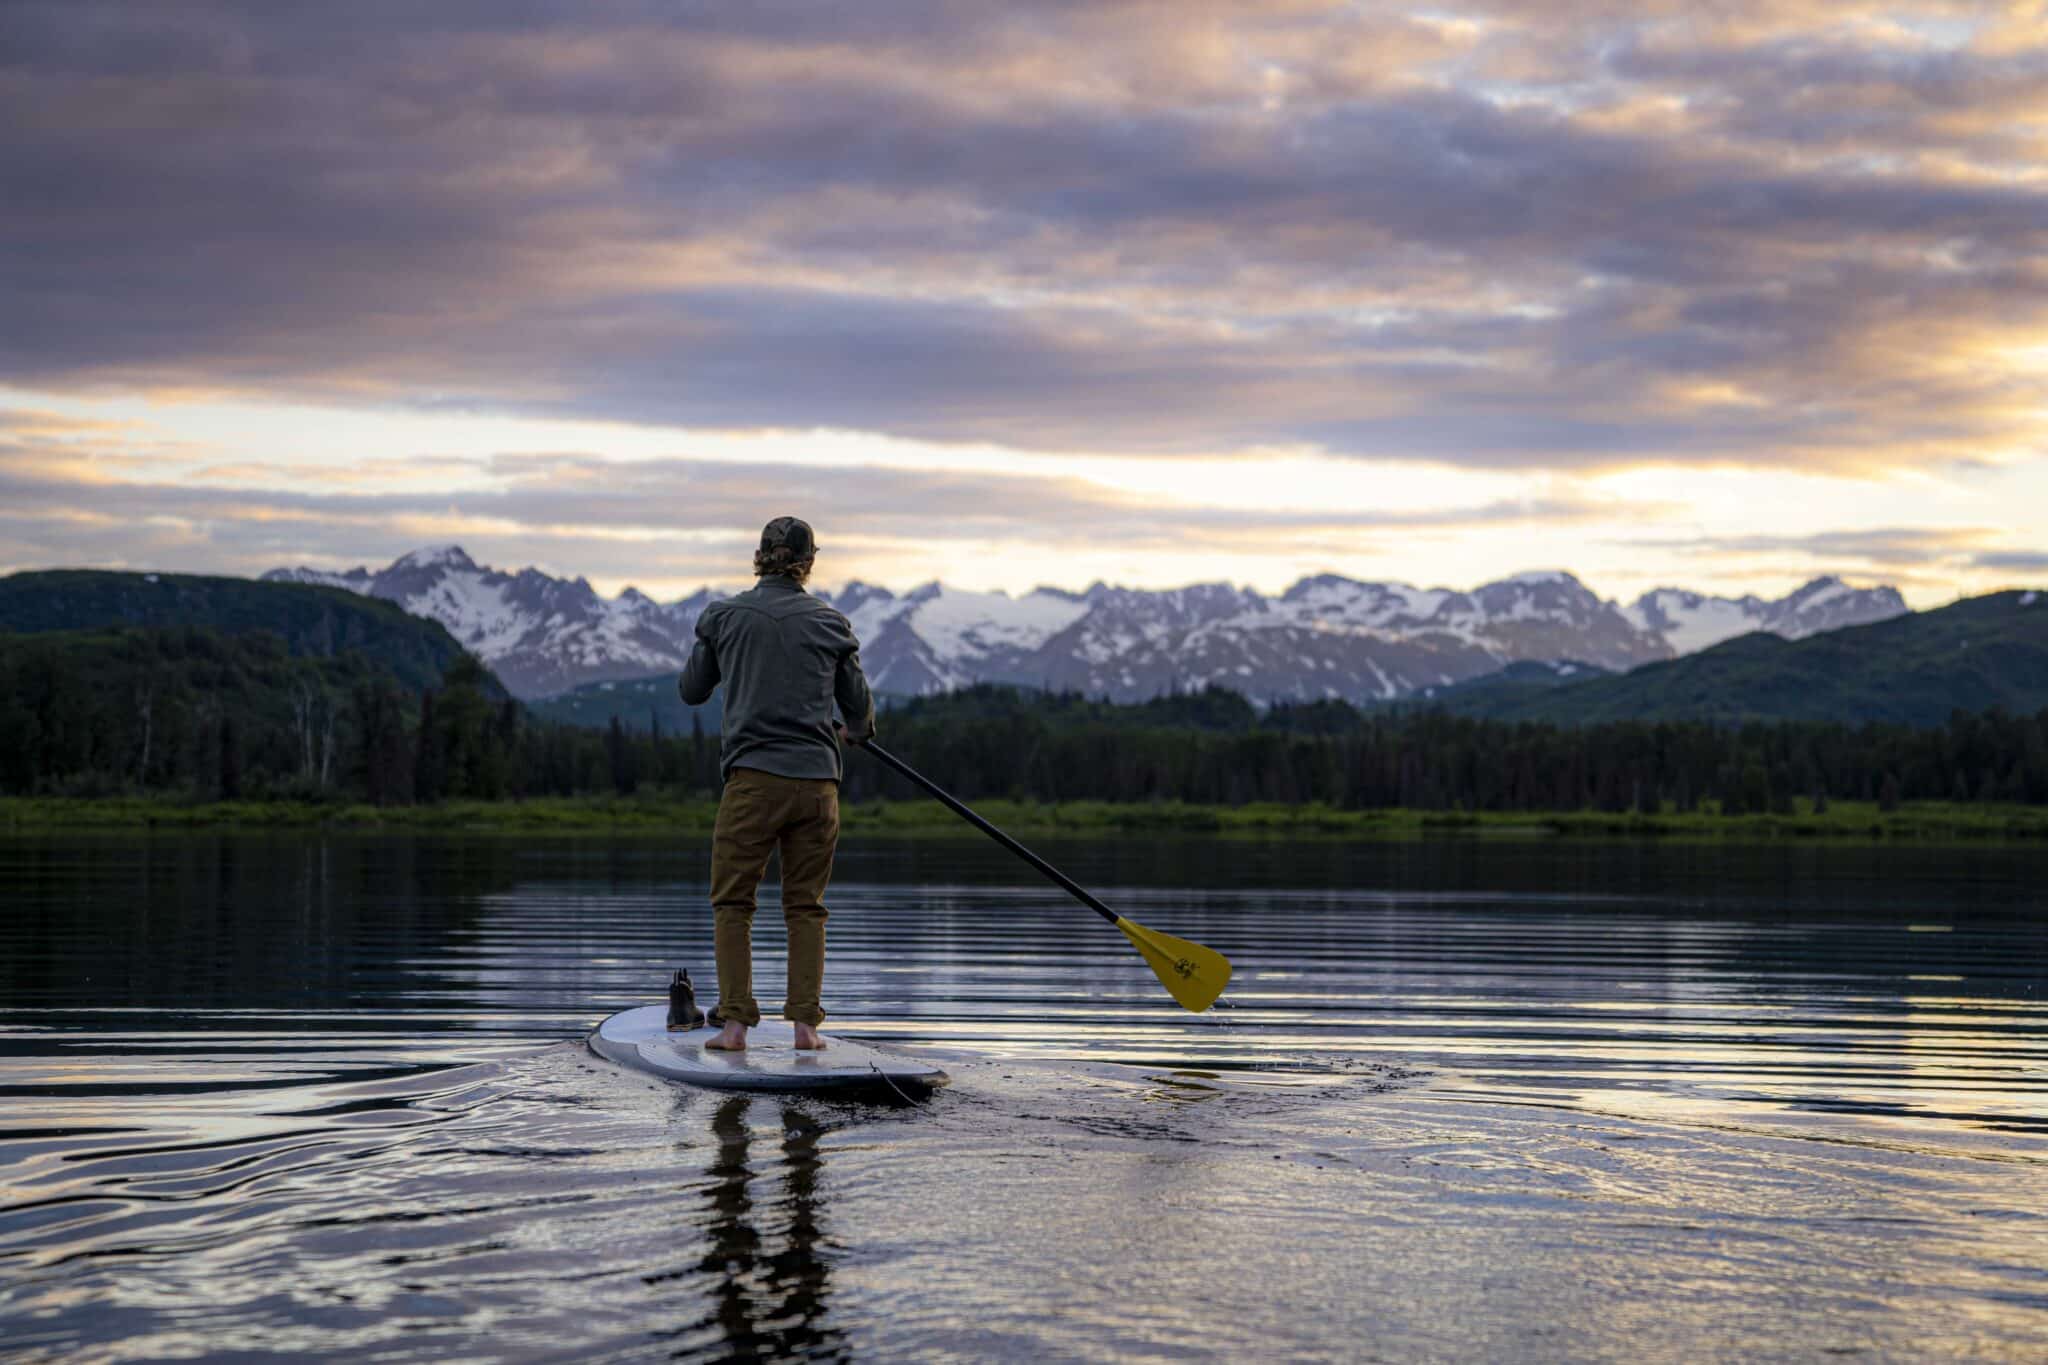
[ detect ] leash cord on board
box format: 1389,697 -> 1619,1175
869,1062 -> 916,1104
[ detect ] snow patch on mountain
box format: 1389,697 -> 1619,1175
266,565 -> 374,594
1625,590 -> 1761,655
900,586 -> 1089,662
1277,576 -> 1451,633
409,571 -> 527,658
831,582 -> 1090,692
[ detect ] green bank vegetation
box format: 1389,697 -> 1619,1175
5,794 -> 2046,842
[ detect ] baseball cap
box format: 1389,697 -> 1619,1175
758,516 -> 817,559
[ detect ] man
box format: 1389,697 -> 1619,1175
678,516 -> 876,1052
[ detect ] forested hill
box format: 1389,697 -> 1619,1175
1431,590 -> 2048,727
528,673 -> 721,736
0,570 -> 498,696
1,572 -> 520,802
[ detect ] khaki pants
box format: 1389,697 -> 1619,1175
709,767 -> 841,1027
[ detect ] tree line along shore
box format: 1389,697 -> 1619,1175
3,625 -> 2047,841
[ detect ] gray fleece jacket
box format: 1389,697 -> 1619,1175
678,576 -> 876,781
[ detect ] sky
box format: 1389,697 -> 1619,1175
4,1 -> 2046,606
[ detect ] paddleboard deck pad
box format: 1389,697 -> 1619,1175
589,1006 -> 947,1094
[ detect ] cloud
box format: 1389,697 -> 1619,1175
1971,550 -> 2048,571
1628,525 -> 2001,567
0,408 -> 139,435
4,1 -> 2046,471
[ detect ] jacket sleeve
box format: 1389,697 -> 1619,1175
678,608 -> 722,705
831,614 -> 876,743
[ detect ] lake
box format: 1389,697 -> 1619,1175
2,833 -> 2044,1361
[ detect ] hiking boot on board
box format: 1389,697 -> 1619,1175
667,969 -> 707,1032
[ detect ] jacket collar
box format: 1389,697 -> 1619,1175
751,575 -> 807,596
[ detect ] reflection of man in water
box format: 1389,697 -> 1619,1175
679,517 -> 877,1052
681,1096 -> 843,1359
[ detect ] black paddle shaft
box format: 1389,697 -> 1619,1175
856,740 -> 1120,927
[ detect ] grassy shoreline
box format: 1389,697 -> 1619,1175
3,794 -> 2046,842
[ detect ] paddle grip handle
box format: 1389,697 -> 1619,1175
858,740 -> 1121,926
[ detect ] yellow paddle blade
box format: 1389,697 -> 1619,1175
1114,916 -> 1233,1013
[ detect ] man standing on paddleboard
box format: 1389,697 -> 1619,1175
679,516 -> 876,1052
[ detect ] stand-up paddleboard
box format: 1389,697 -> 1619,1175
588,1006 -> 947,1094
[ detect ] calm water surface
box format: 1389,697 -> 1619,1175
1,834 -> 2044,1361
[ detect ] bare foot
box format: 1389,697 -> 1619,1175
704,1021 -> 748,1051
793,1022 -> 827,1051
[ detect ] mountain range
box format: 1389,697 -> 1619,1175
264,546 -> 1910,703
1424,589 -> 2048,729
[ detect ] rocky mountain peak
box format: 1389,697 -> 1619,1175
393,545 -> 476,572
831,581 -> 896,615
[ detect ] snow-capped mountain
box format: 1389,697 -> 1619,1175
833,582 -> 1092,694
266,546 -> 713,698
264,548 -> 1908,702
1623,576 -> 1908,654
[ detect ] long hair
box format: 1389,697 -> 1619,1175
753,546 -> 814,585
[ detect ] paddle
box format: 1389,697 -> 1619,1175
854,738 -> 1232,1012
